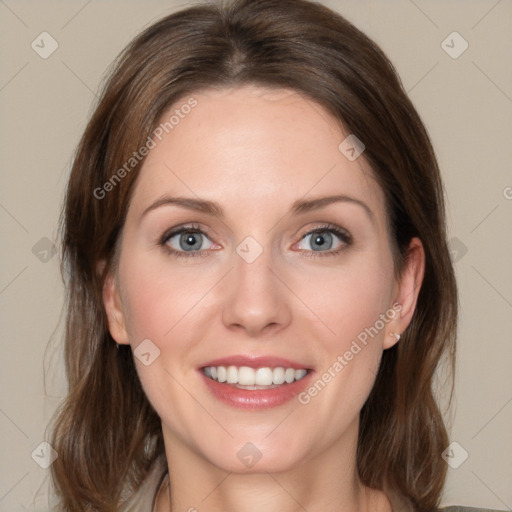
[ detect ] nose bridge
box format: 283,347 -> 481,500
221,236 -> 291,335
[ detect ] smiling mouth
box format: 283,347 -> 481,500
202,365 -> 310,389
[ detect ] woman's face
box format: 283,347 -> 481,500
104,86 -> 422,474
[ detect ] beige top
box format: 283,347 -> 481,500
118,456 -> 497,512
118,455 -> 167,511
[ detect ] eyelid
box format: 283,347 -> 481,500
159,223 -> 208,245
297,223 -> 352,243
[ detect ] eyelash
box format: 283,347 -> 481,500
298,223 -> 352,258
158,223 -> 352,259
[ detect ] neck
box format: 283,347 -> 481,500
156,421 -> 392,512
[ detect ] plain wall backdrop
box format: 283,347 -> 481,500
0,0 -> 511,510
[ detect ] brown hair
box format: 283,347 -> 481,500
49,0 -> 457,510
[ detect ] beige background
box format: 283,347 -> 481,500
1,0 -> 511,510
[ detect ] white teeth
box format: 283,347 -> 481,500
295,369 -> 307,380
272,367 -> 285,385
217,366 -> 227,383
202,365 -> 309,386
255,367 -> 273,386
226,366 -> 238,384
285,368 -> 295,383
238,366 -> 255,385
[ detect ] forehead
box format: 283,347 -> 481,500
128,86 -> 387,226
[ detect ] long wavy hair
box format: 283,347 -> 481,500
49,0 -> 458,510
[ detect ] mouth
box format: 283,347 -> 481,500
198,356 -> 314,409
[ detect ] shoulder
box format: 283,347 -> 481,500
439,507 -> 505,512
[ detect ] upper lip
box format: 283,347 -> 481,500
199,355 -> 312,370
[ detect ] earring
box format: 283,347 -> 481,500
389,332 -> 401,342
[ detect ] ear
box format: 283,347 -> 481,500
101,265 -> 130,346
384,237 -> 425,349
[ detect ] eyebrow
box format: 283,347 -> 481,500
141,194 -> 375,223
291,195 -> 375,223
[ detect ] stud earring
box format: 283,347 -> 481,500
389,332 -> 401,342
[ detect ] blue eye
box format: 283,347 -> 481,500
169,231 -> 211,251
161,225 -> 216,256
296,226 -> 351,254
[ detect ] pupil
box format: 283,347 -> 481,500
315,235 -> 325,246
312,232 -> 332,250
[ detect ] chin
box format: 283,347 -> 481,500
210,450 -> 303,475
197,432 -> 310,474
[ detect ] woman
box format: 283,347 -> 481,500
48,0 -> 489,510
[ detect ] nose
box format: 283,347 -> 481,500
221,247 -> 292,337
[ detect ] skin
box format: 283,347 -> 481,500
103,86 -> 425,512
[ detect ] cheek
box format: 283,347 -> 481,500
296,255 -> 395,352
117,250 -> 216,418
292,253 -> 395,407
293,257 -> 395,431
119,249 -> 217,345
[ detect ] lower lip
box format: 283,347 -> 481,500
199,370 -> 315,410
